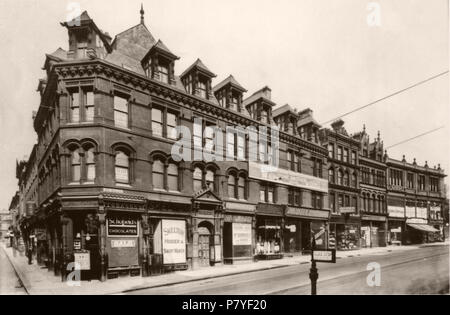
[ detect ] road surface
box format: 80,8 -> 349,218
0,245 -> 27,295
127,245 -> 449,295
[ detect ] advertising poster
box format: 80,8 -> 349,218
162,220 -> 186,265
232,223 -> 252,257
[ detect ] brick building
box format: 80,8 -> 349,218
22,9 -> 329,281
352,128 -> 388,248
320,120 -> 361,250
386,156 -> 446,245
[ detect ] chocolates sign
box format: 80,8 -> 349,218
107,216 -> 138,237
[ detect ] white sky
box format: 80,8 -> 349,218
0,0 -> 448,210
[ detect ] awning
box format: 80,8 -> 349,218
407,224 -> 439,233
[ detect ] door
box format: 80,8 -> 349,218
198,230 -> 210,267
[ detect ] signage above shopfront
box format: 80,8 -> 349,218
406,218 -> 428,225
388,206 -> 405,218
249,162 -> 328,193
339,207 -> 356,214
107,216 -> 139,237
285,207 -> 330,220
361,215 -> 386,222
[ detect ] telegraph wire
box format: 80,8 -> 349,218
385,126 -> 446,149
321,70 -> 449,125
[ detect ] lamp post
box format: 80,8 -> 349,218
309,230 -> 318,296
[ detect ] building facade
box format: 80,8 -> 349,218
321,120 -> 361,250
352,128 -> 388,248
19,9 -> 330,282
386,156 -> 446,245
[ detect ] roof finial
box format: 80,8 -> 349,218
363,124 -> 366,132
140,4 -> 145,25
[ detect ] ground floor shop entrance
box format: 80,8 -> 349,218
329,222 -> 361,250
198,223 -> 212,267
361,216 -> 387,248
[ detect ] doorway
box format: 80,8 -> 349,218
198,221 -> 213,267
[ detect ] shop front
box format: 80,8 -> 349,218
387,205 -> 406,245
329,214 -> 361,251
284,207 -> 330,254
223,202 -> 255,265
255,204 -> 284,259
361,215 -> 387,248
405,218 -> 440,244
429,204 -> 444,242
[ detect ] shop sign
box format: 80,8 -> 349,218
232,223 -> 252,246
111,239 -> 136,248
362,215 -> 386,222
162,220 -> 186,265
224,215 -> 253,224
339,207 -> 356,214
34,228 -> 47,241
224,203 -> 256,213
249,161 -> 328,193
286,207 -> 330,220
74,251 -> 90,270
405,206 -> 416,218
107,216 -> 138,237
388,206 -> 405,218
312,249 -> 336,263
406,218 -> 427,225
391,227 -> 402,233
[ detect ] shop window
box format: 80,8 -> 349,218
193,167 -> 203,191
256,218 -> 282,256
115,150 -> 130,184
167,163 -> 179,191
152,159 -> 165,189
114,95 -> 129,129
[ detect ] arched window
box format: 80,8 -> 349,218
328,168 -> 335,183
152,159 -> 165,189
373,195 -> 377,212
115,150 -> 130,183
71,149 -> 81,182
352,173 -> 357,188
86,147 -> 96,182
167,163 -> 179,191
228,174 -> 237,199
193,167 -> 203,192
238,175 -> 246,200
344,171 -> 349,186
206,169 -> 215,192
338,170 -> 343,186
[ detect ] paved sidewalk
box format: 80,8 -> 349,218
1,242 -> 448,295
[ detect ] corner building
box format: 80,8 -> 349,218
29,10 -> 329,281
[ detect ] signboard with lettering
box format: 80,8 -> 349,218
74,251 -> 91,270
286,207 -> 330,220
388,206 -> 405,218
107,216 -> 138,237
339,207 -> 356,214
312,249 -> 336,263
162,220 -> 186,265
249,161 -> 328,193
232,223 -> 252,246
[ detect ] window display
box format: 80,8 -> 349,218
256,218 -> 281,256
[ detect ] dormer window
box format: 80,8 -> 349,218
142,39 -> 179,86
181,59 -> 217,100
213,75 -> 247,112
260,110 -> 268,124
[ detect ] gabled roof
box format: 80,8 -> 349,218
297,109 -> 321,128
42,48 -> 67,70
141,39 -> 179,64
273,104 -> 297,118
181,58 -> 216,78
61,11 -> 92,27
242,86 -> 275,107
213,75 -> 247,93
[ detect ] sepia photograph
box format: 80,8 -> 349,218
0,0 -> 448,300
